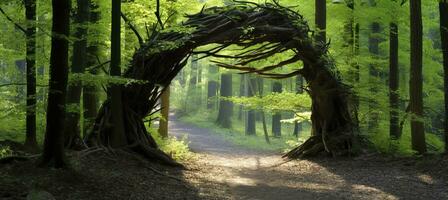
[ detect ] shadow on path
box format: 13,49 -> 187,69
169,113 -> 448,200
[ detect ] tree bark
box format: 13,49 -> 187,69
245,76 -> 256,135
410,0 -> 426,154
207,66 -> 218,110
293,75 -> 303,137
271,81 -> 282,137
40,0 -> 70,168
238,74 -> 246,120
368,22 -> 381,130
108,0 -> 127,147
65,0 -> 90,149
315,0 -> 326,44
83,1 -> 100,135
216,73 -> 233,128
158,86 -> 170,138
389,22 -> 400,140
440,0 -> 448,153
257,77 -> 270,144
24,0 -> 38,150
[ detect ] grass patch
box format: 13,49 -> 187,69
148,127 -> 194,161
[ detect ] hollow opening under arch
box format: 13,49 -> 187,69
85,2 -> 358,165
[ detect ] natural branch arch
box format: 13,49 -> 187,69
85,2 -> 358,164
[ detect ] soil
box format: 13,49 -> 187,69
0,114 -> 447,200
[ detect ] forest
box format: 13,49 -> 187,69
0,0 -> 447,199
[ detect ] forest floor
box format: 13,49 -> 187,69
170,114 -> 448,200
0,115 -> 447,200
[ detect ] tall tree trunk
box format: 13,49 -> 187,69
272,81 -> 282,137
216,73 -> 233,128
83,1 -> 100,135
40,0 -> 70,168
207,66 -> 218,110
65,0 -> 90,149
410,0 -> 426,154
440,0 -> 448,153
293,75 -> 303,137
344,3 -> 360,117
315,0 -> 326,44
24,0 -> 38,150
367,0 -> 381,131
238,74 -> 246,120
389,22 -> 400,140
255,77 -> 270,144
245,76 -> 256,135
108,0 -> 127,147
185,56 -> 198,113
158,86 -> 170,138
368,25 -> 381,130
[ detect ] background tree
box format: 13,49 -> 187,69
64,0 -> 90,149
440,0 -> 448,153
83,0 -> 101,134
108,0 -> 127,147
216,73 -> 233,128
207,65 -> 218,110
368,0 -> 382,130
24,0 -> 37,150
389,21 -> 400,140
245,75 -> 256,136
271,81 -> 282,137
410,0 -> 426,154
40,0 -> 71,168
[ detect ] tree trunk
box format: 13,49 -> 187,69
368,21 -> 381,130
185,56 -> 198,113
389,22 -> 400,140
293,75 -> 303,137
238,74 -> 246,120
216,73 -> 233,128
441,1 -> 448,153
158,86 -> 170,138
207,66 -> 218,110
257,77 -> 270,144
410,0 -> 426,154
272,81 -> 282,137
65,0 -> 90,149
108,0 -> 127,147
24,0 -> 38,150
40,0 -> 70,168
245,76 -> 256,135
315,0 -> 326,44
83,1 -> 100,135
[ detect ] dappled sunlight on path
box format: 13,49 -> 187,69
169,114 -> 448,200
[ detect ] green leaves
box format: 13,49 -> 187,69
226,92 -> 311,113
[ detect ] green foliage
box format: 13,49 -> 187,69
226,92 -> 311,113
147,126 -> 193,161
0,146 -> 13,158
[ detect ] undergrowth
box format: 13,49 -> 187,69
0,145 -> 13,158
148,126 -> 193,161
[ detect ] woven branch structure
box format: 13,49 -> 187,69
86,2 -> 358,164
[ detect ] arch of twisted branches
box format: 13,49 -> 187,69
86,2 -> 358,165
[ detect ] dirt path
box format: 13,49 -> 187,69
170,114 -> 448,200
